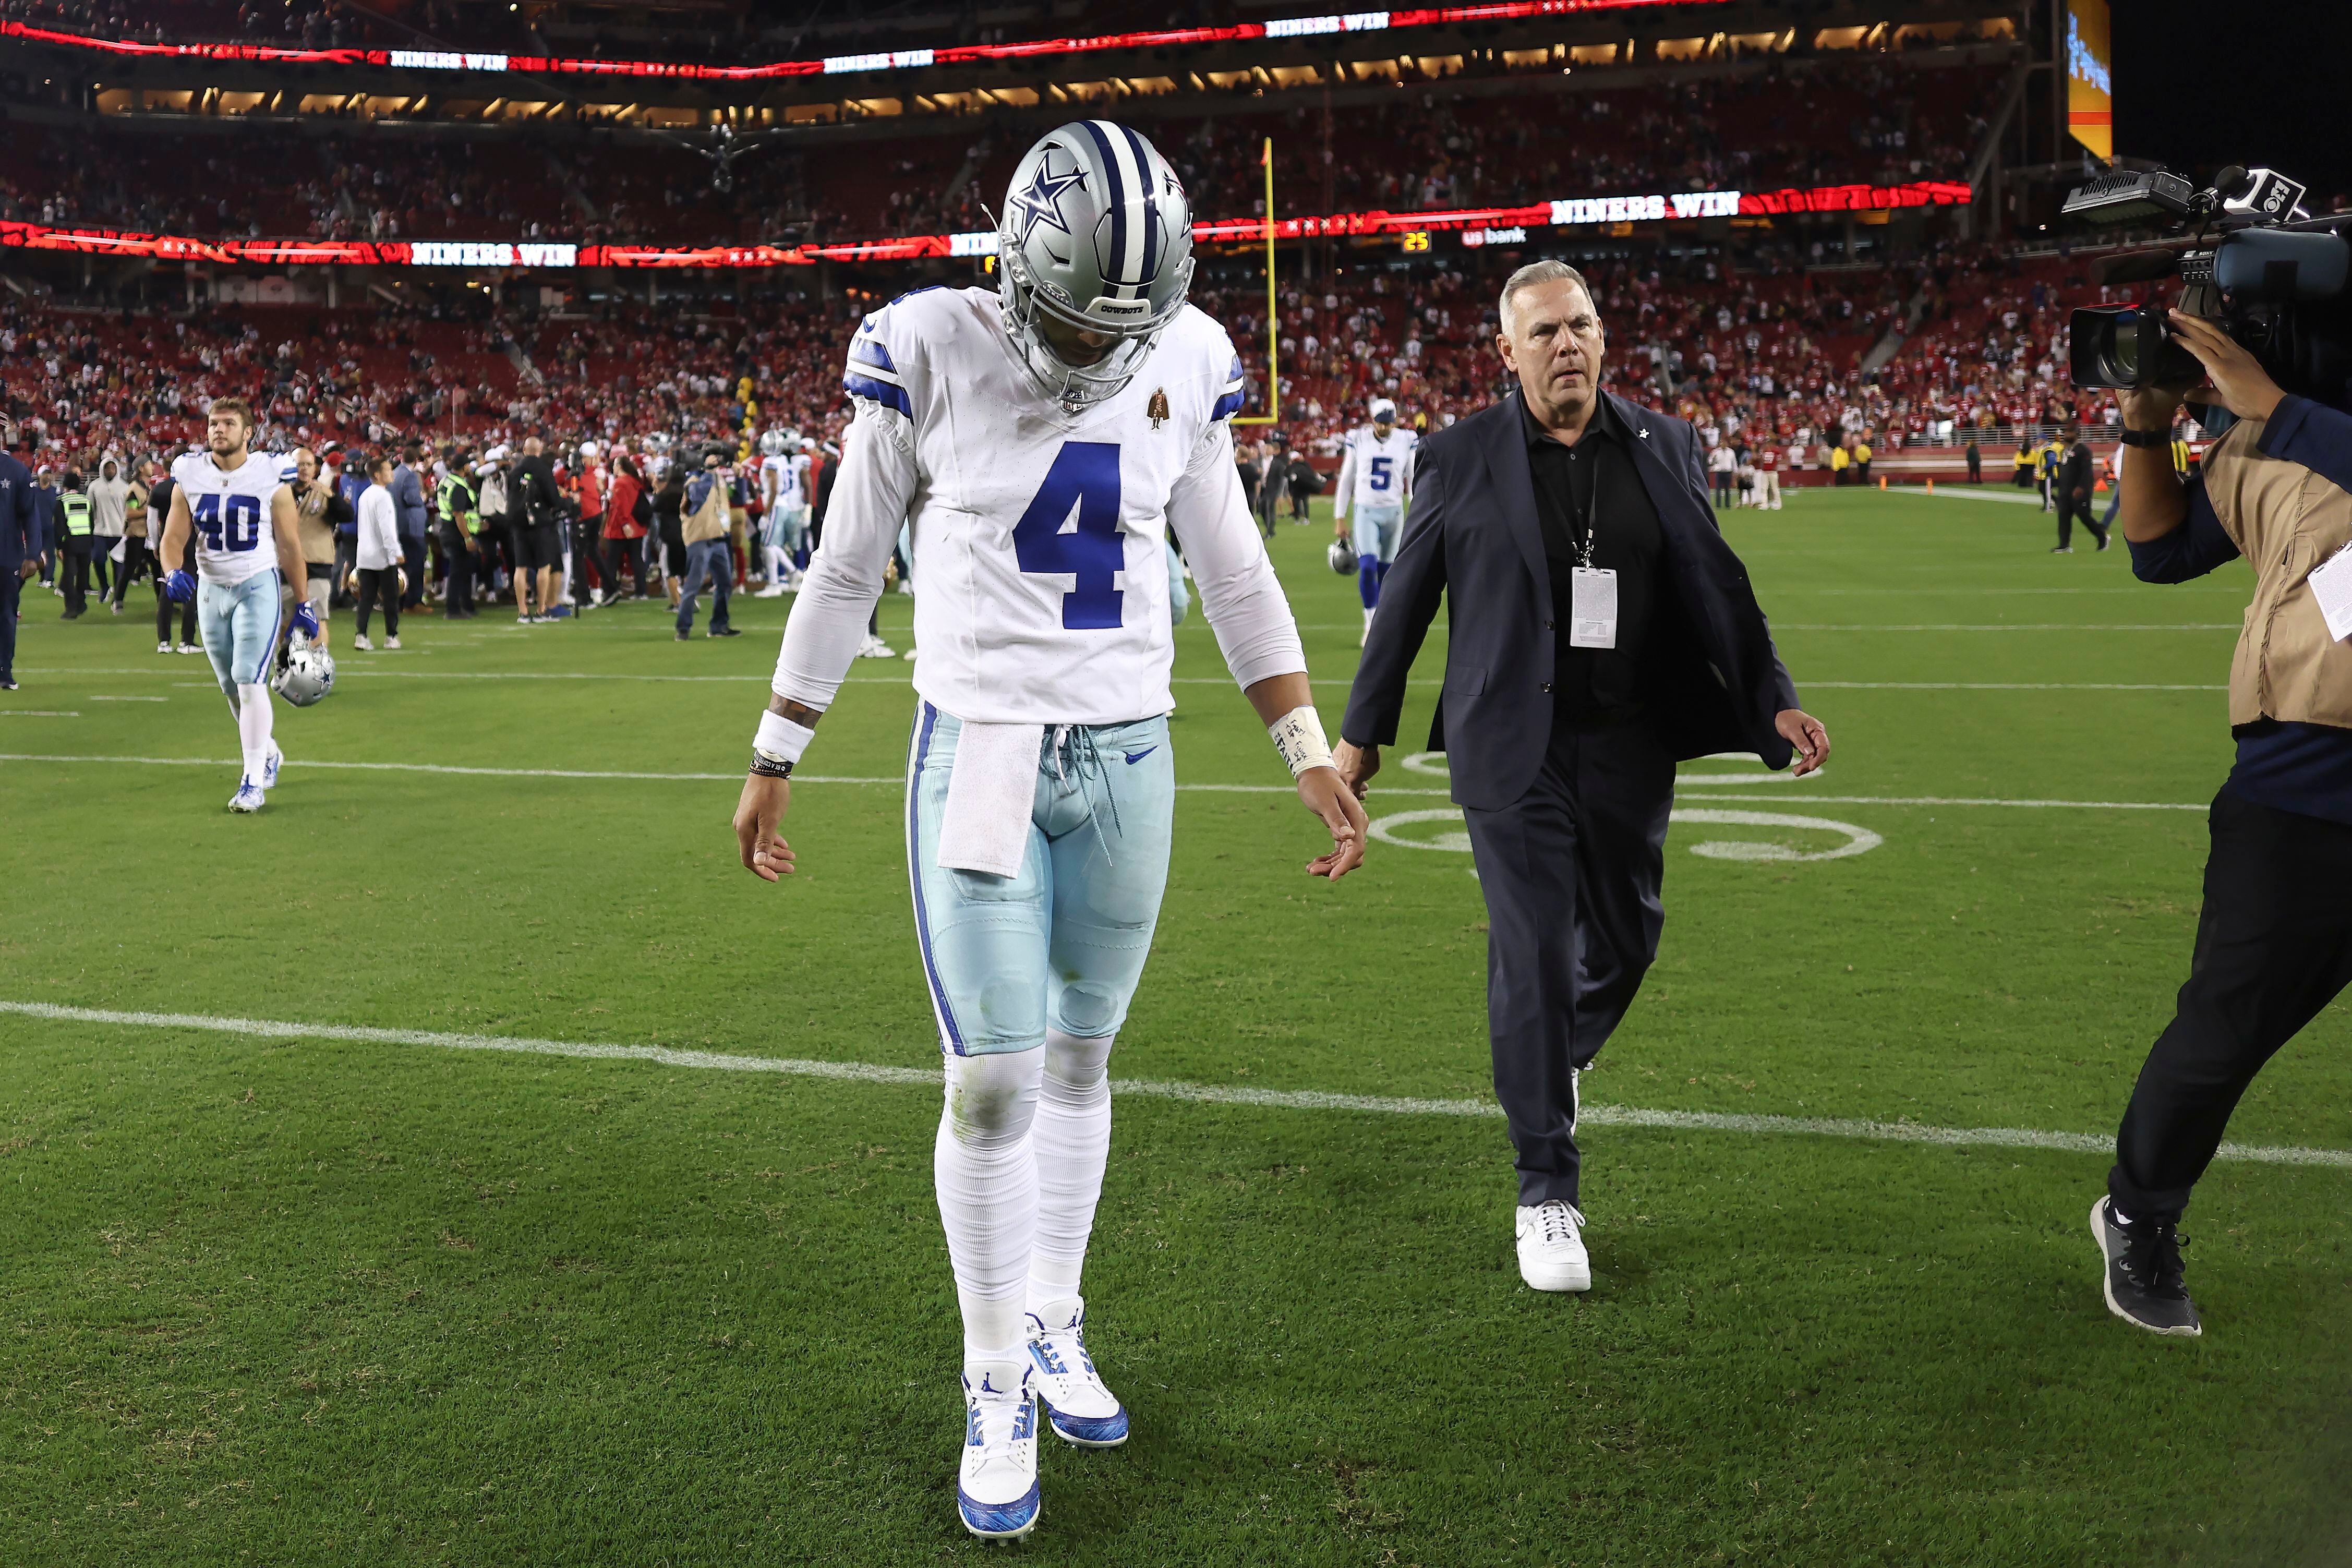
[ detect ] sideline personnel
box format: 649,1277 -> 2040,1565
1335,260 -> 1829,1294
2096,310 -> 2352,1338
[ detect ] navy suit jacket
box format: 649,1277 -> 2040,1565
0,453 -> 33,571
1340,389 -> 1802,812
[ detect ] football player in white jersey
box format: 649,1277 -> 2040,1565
1331,397 -> 1418,645
159,397 -> 318,812
730,120 -> 1367,1541
754,429 -> 810,596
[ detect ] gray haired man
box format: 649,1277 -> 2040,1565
1336,259 -> 1828,1295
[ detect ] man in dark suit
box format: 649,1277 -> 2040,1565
2052,424 -> 2105,553
0,421 -> 36,691
1335,260 -> 1830,1294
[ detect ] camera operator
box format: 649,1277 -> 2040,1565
2095,307 -> 2352,1337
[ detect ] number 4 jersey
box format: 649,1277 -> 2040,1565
170,449 -> 292,587
773,285 -> 1306,726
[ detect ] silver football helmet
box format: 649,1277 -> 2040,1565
758,429 -> 788,456
996,120 -> 1195,411
272,635 -> 335,707
1328,538 -> 1359,575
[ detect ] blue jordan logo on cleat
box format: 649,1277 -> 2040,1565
1124,746 -> 1157,765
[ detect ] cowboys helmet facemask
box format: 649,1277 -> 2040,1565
996,120 -> 1195,411
758,429 -> 788,456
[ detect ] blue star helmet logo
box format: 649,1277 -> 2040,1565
1010,149 -> 1089,249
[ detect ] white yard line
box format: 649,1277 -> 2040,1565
0,1000 -> 2339,1171
0,710 -> 79,717
1777,624 -> 2238,632
0,752 -> 2215,812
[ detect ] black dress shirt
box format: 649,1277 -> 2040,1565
1520,393 -> 1663,726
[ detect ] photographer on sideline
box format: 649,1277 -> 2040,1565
2096,308 -> 2352,1337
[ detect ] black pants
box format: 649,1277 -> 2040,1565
602,535 -> 645,599
0,569 -> 18,680
59,541 -> 91,615
571,517 -> 601,604
154,545 -> 196,646
442,528 -> 476,617
355,567 -> 401,638
1462,720 -> 1675,1206
115,536 -> 151,605
2110,791 -> 2352,1224
400,530 -> 428,608
2056,496 -> 2106,550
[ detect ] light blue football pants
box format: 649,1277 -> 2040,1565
199,569 -> 284,695
1350,502 -> 1404,563
906,702 -> 1175,1055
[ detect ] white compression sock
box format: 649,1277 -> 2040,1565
236,683 -> 273,785
1028,1029 -> 1114,1308
936,1047 -> 1043,1361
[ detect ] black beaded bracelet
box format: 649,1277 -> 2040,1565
748,753 -> 795,779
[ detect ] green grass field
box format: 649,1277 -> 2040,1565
3,486 -> 2347,1566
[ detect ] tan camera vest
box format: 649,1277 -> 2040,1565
2205,412 -> 2352,729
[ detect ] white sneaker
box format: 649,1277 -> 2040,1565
157,640 -> 171,655
956,1360 -> 1041,1539
858,633 -> 897,659
384,635 -> 402,650
262,743 -> 283,791
1515,1200 -> 1591,1293
177,643 -> 199,655
754,584 -> 787,598
1026,1297 -> 1129,1448
352,633 -> 373,650
227,778 -> 267,813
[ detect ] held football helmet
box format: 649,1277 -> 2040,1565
273,633 -> 335,707
1328,538 -> 1359,575
996,120 -> 1195,411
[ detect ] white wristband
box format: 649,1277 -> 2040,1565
1269,704 -> 1334,778
754,708 -> 816,765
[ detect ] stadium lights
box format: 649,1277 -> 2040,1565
2,2 -> 1751,86
0,180 -> 1969,271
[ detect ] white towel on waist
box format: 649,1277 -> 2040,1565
937,720 -> 1044,878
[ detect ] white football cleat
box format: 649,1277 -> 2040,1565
956,1360 -> 1041,1539
1515,1200 -> 1591,1293
1026,1297 -> 1129,1448
262,743 -> 283,791
858,633 -> 897,660
227,778 -> 267,813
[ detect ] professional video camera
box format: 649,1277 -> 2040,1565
2064,165 -> 2352,406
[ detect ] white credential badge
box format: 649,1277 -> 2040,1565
1569,566 -> 1618,649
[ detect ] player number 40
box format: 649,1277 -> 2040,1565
1012,441 -> 1125,630
192,491 -> 263,553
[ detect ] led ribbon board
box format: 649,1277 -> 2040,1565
7,2 -> 1739,83
0,183 -> 1968,269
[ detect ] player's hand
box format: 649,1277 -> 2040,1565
164,569 -> 196,603
1332,738 -> 1379,800
16,559 -> 32,581
733,771 -> 797,882
291,601 -> 320,640
2169,310 -> 2288,423
1776,708 -> 1830,777
1298,765 -> 1367,881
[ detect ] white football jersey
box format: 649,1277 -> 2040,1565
1338,424 -> 1416,515
786,284 -> 1294,726
763,451 -> 809,511
171,449 -> 290,586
